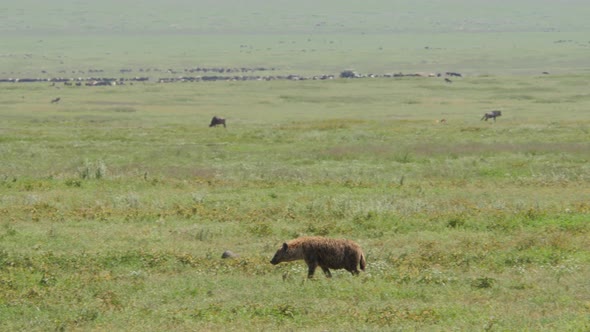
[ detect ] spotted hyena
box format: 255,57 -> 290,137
270,236 -> 366,278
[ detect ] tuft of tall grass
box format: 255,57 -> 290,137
78,159 -> 108,180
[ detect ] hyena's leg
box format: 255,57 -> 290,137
306,261 -> 318,278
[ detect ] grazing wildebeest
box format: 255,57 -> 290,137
444,78 -> 452,83
209,116 -> 226,128
50,97 -> 61,104
481,110 -> 502,122
270,236 -> 366,278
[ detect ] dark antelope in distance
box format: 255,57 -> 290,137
481,110 -> 502,122
209,116 -> 226,128
50,97 -> 61,104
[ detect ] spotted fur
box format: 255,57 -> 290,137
270,236 -> 366,278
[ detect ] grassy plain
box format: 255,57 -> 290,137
1,0 -> 590,331
1,75 -> 590,331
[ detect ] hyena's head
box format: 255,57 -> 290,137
270,242 -> 299,265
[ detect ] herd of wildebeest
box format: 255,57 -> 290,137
0,67 -> 463,85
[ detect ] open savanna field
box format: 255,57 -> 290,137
2,0 -> 590,331
1,74 -> 589,331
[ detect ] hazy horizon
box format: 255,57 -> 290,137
1,1 -> 589,76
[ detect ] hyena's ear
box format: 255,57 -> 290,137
282,243 -> 288,251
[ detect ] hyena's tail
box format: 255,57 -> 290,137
359,253 -> 366,271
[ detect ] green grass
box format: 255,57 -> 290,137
1,75 -> 589,331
